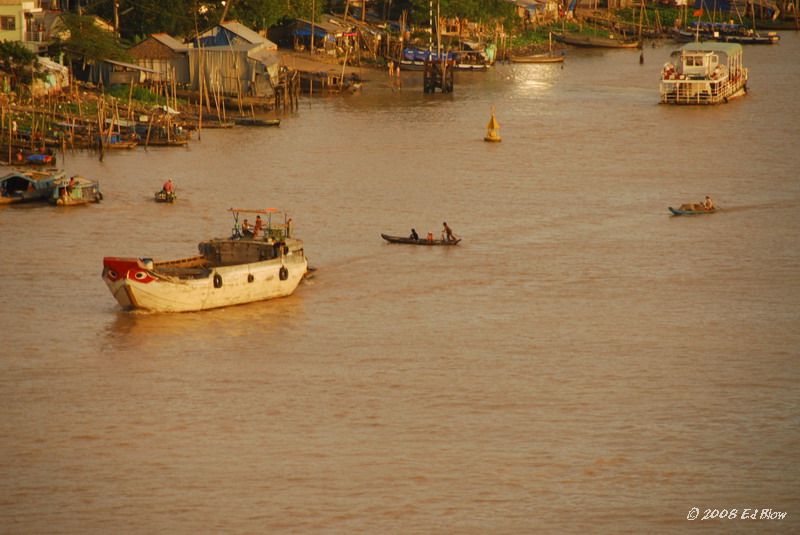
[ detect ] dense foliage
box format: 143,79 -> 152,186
56,14 -> 132,63
84,0 -> 516,41
409,0 -> 516,25
0,40 -> 44,90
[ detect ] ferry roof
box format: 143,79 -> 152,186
680,42 -> 743,56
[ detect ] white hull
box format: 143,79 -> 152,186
103,244 -> 307,313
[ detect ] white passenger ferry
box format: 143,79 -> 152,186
660,42 -> 748,105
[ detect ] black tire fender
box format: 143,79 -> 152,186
213,273 -> 223,288
279,266 -> 289,281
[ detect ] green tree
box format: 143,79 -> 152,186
56,13 -> 132,63
408,0 -> 515,26
91,0 -> 198,41
0,40 -> 44,91
225,0 -> 321,33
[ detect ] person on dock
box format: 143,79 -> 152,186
409,228 -> 419,240
254,215 -> 263,237
443,222 -> 456,241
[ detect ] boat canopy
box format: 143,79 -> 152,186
229,207 -> 292,239
229,207 -> 280,215
680,42 -> 743,56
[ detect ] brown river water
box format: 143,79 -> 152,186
1,35 -> 799,533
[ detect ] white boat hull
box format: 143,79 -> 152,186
103,253 -> 307,313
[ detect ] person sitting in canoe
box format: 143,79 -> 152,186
409,228 -> 419,240
162,179 -> 174,194
702,195 -> 715,210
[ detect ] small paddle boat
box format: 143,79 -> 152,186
155,190 -> 177,203
668,204 -> 717,215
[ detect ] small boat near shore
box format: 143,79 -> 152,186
51,175 -> 103,206
102,208 -> 308,312
0,168 -> 64,205
553,31 -> 639,49
233,117 -> 281,127
509,53 -> 564,64
381,233 -> 461,245
660,42 -> 748,105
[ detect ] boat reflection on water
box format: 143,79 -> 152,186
103,294 -> 308,353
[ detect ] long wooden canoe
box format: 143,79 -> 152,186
553,32 -> 640,49
381,233 -> 461,245
234,117 -> 281,127
668,206 -> 717,215
509,54 -> 565,63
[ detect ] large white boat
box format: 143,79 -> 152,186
102,208 -> 308,312
660,42 -> 748,105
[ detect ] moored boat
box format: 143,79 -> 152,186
25,153 -> 57,166
509,53 -> 564,63
660,42 -> 748,105
233,117 -> 281,127
51,175 -> 103,205
0,168 -> 64,204
553,31 -> 639,48
102,208 -> 308,312
381,233 -> 461,245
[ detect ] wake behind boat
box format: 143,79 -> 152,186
102,208 -> 307,312
381,233 -> 461,245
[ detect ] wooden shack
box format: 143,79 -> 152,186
189,42 -> 280,99
129,33 -> 190,85
71,58 -> 159,86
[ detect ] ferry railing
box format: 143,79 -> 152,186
660,76 -> 739,105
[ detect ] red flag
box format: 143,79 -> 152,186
693,8 -> 704,16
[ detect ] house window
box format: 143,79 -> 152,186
0,16 -> 15,30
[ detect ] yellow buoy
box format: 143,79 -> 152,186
484,111 -> 501,142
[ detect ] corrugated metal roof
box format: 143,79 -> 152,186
681,42 -> 744,55
220,21 -> 266,44
296,18 -> 342,35
248,48 -> 280,67
151,33 -> 189,52
103,59 -> 161,73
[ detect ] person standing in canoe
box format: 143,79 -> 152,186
443,222 -> 456,241
409,228 -> 419,240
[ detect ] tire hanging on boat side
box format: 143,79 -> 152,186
213,273 -> 223,288
279,266 -> 289,281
